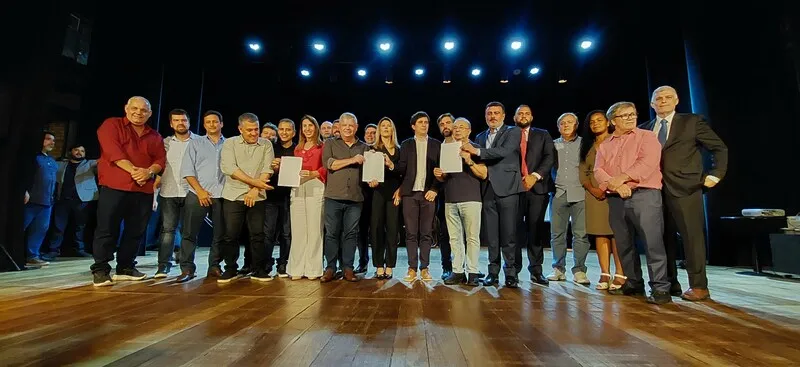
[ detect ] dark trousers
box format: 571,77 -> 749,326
180,192 -> 224,273
47,199 -> 89,254
482,184 -> 518,277
357,189 -> 372,267
436,195 -> 452,270
515,191 -> 549,276
663,189 -> 708,289
221,200 -> 266,273
157,196 -> 184,266
402,192 -> 435,270
264,197 -> 291,267
608,189 -> 670,292
370,190 -> 400,268
324,199 -> 361,271
91,187 -> 152,274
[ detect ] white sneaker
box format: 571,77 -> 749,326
573,271 -> 590,285
546,268 -> 566,281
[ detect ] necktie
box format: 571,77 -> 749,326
520,129 -> 529,177
657,119 -> 669,146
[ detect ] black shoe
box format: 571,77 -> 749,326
647,290 -> 673,305
218,270 -> 240,283
113,268 -> 147,281
354,265 -> 368,274
334,270 -> 344,280
530,273 -> 550,286
444,272 -> 466,285
93,272 -> 113,287
465,273 -> 482,286
176,272 -> 195,283
251,269 -> 273,282
670,283 -> 683,297
609,284 -> 646,296
153,263 -> 171,279
41,252 -> 58,261
238,267 -> 251,276
276,264 -> 288,278
505,277 -> 519,288
481,274 -> 500,287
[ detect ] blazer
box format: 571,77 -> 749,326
394,136 -> 442,197
640,113 -> 728,197
521,126 -> 555,195
474,124 -> 522,197
56,159 -> 99,202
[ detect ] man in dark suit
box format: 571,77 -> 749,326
461,101 -> 522,288
393,111 -> 442,282
512,105 -> 554,285
641,85 -> 728,301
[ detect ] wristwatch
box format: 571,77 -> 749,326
467,161 -> 475,166
148,170 -> 155,179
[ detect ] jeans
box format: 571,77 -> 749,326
445,201 -> 482,274
23,203 -> 52,259
157,196 -> 184,266
46,199 -> 89,253
323,199 -> 361,271
179,192 -> 224,273
549,194 -> 590,274
221,200 -> 266,273
91,187 -> 152,274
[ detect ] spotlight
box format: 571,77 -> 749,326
300,69 -> 310,77
379,42 -> 392,52
510,40 -> 522,50
529,67 -> 540,75
313,42 -> 325,52
414,68 -> 425,76
580,40 -> 593,50
500,79 -> 509,84
471,68 -> 481,76
357,69 -> 367,77
558,79 -> 567,84
443,80 -> 451,84
248,43 -> 261,51
443,41 -> 455,51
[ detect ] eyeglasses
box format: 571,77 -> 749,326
613,113 -> 638,120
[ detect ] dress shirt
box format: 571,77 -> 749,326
554,136 -> 584,202
220,136 -> 274,201
160,133 -> 198,198
96,117 -> 166,194
28,152 -> 58,206
594,128 -> 662,191
181,135 -> 226,198
413,136 -> 428,191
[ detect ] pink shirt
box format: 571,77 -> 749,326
594,128 -> 662,191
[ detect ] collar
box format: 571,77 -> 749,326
414,135 -> 428,143
122,117 -> 154,134
609,128 -> 637,140
237,135 -> 266,146
561,135 -> 578,143
657,111 -> 676,124
205,134 -> 225,144
169,132 -> 198,142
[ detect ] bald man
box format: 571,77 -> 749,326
320,121 -> 333,139
640,86 -> 728,301
91,96 -> 166,286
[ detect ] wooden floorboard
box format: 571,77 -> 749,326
1,248 -> 799,366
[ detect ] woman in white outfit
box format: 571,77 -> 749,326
287,115 -> 327,280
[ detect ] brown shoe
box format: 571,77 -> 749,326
404,268 -> 417,282
206,266 -> 222,278
420,268 -> 433,281
320,268 -> 335,283
343,269 -> 359,282
681,288 -> 710,301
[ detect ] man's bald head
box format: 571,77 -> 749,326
124,96 -> 153,126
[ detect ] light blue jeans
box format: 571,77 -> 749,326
444,202 -> 482,274
549,194 -> 590,274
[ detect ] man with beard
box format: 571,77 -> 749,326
435,113 -> 455,279
261,123 -> 278,143
513,105 -> 554,285
23,131 -> 59,267
42,144 -> 97,260
332,119 -> 341,138
320,121 -> 333,139
154,109 -> 199,278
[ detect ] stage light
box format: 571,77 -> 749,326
558,79 -> 567,84
357,69 -> 367,77
580,40 -> 593,50
510,40 -> 522,50
248,43 -> 261,51
313,42 -> 325,52
471,68 -> 481,76
529,67 -> 540,75
443,41 -> 455,51
379,42 -> 392,52
500,79 -> 509,84
415,68 -> 425,76
443,80 -> 451,84
300,69 -> 310,77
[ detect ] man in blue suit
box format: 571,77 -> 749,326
461,101 -> 522,288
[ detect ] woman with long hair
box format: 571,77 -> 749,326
367,117 -> 402,279
579,110 -> 625,291
287,115 -> 327,280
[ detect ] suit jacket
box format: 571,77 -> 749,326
56,159 -> 99,202
395,136 -> 442,197
521,127 -> 555,195
475,124 -> 522,197
640,113 -> 728,197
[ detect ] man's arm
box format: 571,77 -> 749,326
97,119 -> 136,174
694,116 -> 728,181
220,139 -> 264,188
532,130 -> 555,180
469,161 -> 488,180
259,142 -> 275,183
476,126 -> 521,161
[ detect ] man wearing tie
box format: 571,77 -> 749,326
641,86 -> 728,301
462,101 -> 522,288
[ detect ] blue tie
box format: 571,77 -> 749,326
657,119 -> 668,146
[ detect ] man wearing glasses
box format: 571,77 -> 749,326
593,102 -> 671,305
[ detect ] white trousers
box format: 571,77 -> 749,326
287,178 -> 325,278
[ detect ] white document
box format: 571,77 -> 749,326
362,151 -> 385,182
277,156 -> 303,187
440,142 -> 463,173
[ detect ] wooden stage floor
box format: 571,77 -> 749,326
1,248 -> 799,366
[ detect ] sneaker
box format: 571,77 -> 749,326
93,272 -> 113,287
444,272 -> 466,285
251,270 -> 273,282
420,268 -> 433,281
113,268 -> 147,281
26,257 -> 49,267
153,264 -> 171,279
218,270 -> 240,283
404,268 -> 417,282
277,264 -> 289,278
573,271 -> 590,285
546,268 -> 566,281
40,252 -> 58,261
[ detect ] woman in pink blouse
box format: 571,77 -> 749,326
287,115 -> 327,280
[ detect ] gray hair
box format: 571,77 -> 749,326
651,85 -> 678,102
556,112 -> 578,125
321,120 -> 332,127
339,112 -> 357,125
126,96 -> 151,108
606,102 -> 636,120
238,112 -> 259,127
454,117 -> 472,128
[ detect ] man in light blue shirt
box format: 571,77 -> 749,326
177,110 -> 226,282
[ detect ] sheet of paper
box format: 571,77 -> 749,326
440,142 -> 463,173
362,150 -> 385,182
277,156 -> 303,187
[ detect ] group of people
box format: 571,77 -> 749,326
22,85 -> 727,305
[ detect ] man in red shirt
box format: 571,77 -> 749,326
91,96 -> 166,287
